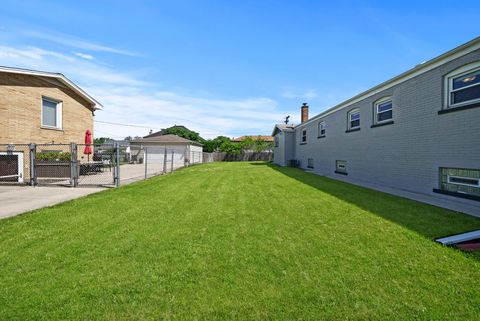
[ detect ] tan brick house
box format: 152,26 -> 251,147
0,66 -> 102,144
0,66 -> 102,183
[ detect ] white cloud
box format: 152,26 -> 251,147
0,45 -> 147,87
74,52 -> 94,60
0,44 -> 284,139
88,86 -> 284,139
21,30 -> 138,56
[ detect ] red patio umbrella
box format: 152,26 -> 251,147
83,129 -> 93,162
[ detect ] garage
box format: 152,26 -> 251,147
130,134 -> 203,168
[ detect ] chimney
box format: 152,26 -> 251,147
301,103 -> 309,123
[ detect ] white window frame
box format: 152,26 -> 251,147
41,97 -> 63,130
374,97 -> 393,124
447,175 -> 480,188
318,121 -> 325,136
347,109 -> 360,130
444,62 -> 480,109
0,152 -> 24,183
301,129 -> 307,143
336,160 -> 347,173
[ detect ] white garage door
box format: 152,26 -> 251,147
144,146 -> 185,165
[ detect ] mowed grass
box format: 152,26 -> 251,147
0,162 -> 479,320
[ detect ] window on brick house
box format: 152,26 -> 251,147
41,97 -> 62,129
444,62 -> 480,110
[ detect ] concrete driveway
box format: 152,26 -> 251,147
0,162 -> 185,220
0,186 -> 104,219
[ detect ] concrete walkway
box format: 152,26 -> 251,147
0,186 -> 104,220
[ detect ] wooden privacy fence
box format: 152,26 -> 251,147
205,151 -> 273,162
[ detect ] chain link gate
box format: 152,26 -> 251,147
0,143 -> 122,188
34,143 -> 74,186
75,143 -> 118,187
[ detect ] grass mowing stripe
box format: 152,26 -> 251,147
0,162 -> 479,320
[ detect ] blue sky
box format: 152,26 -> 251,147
0,0 -> 479,139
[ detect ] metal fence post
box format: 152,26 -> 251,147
29,143 -> 37,186
163,147 -> 167,173
115,142 -> 120,187
144,146 -> 148,179
70,143 -> 78,187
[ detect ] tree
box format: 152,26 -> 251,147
203,136 -> 231,152
93,137 -> 111,145
252,140 -> 274,152
162,126 -> 204,143
219,141 -> 242,154
238,137 -> 274,152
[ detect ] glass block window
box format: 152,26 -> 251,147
307,158 -> 314,169
439,167 -> 480,197
336,160 -> 347,173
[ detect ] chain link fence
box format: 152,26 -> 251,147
0,143 -> 212,188
0,143 -> 271,188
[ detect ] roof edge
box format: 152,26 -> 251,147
130,139 -> 204,147
296,36 -> 480,129
272,124 -> 294,136
0,66 -> 103,110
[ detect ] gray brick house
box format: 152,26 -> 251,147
273,37 -> 480,216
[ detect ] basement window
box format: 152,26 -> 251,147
335,160 -> 347,175
434,167 -> 480,201
307,158 -> 314,169
448,176 -> 479,187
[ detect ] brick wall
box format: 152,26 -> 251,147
0,72 -> 94,144
279,48 -> 480,208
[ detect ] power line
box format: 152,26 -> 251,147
94,129 -> 126,138
94,120 -> 162,129
94,119 -> 271,136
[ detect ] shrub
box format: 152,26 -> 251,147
36,152 -> 71,161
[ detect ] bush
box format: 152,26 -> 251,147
219,141 -> 242,155
36,152 -> 71,161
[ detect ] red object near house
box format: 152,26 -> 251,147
83,129 -> 93,155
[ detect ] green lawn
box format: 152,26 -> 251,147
1,162 -> 479,320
